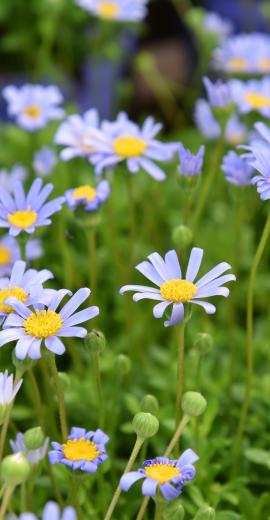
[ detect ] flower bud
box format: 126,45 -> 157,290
141,394 -> 159,414
194,506 -> 215,519
164,502 -> 185,519
1,453 -> 31,485
172,225 -> 193,248
194,333 -> 213,355
132,412 -> 159,439
24,427 -> 45,451
182,391 -> 207,417
84,330 -> 106,354
114,354 -> 131,376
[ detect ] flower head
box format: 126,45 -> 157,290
213,33 -> 270,74
194,99 -> 221,140
0,178 -> 64,236
225,115 -> 248,145
75,0 -> 148,22
48,427 -> 109,473
0,165 -> 27,193
120,248 -> 235,327
203,77 -> 232,109
8,501 -> 77,520
65,180 -> 110,212
10,432 -> 49,465
3,84 -> 64,131
33,147 -> 57,177
221,151 -> 253,186
54,109 -> 99,161
178,144 -> 204,177
89,112 -> 176,181
120,449 -> 199,501
0,287 -> 99,359
230,77 -> 270,117
203,11 -> 233,41
244,142 -> 270,200
0,235 -> 43,277
0,370 -> 22,407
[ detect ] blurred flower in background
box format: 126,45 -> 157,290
55,109 -> 100,161
0,165 -> 27,193
213,33 -> 270,74
178,143 -> 205,177
221,150 -> 253,186
10,432 -> 49,465
33,147 -> 57,177
203,11 -> 233,41
75,0 -> 148,22
65,180 -> 110,212
230,78 -> 270,117
0,236 -> 43,277
7,501 -> 77,520
203,76 -> 232,109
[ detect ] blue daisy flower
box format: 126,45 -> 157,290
89,112 -> 177,181
194,99 -> 221,140
7,501 -> 77,520
178,143 -> 204,177
65,180 -> 110,212
54,109 -> 100,161
230,77 -> 270,118
221,151 -> 253,187
0,370 -> 22,408
33,147 -> 57,177
48,427 -> 109,473
10,432 -> 49,465
3,84 -> 64,131
203,77 -> 232,109
75,0 -> 148,22
120,449 -> 199,501
213,33 -> 270,75
0,287 -> 99,359
0,178 -> 64,236
120,248 -> 236,327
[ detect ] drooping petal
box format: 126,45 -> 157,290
120,471 -> 145,491
164,303 -> 184,327
142,477 -> 158,496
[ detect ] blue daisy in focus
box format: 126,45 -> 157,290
0,287 -> 99,359
48,427 -> 109,473
0,178 -> 64,236
33,147 -> 57,177
213,33 -> 270,75
75,0 -> 148,22
7,501 -> 77,520
55,109 -> 100,161
230,78 -> 270,117
65,180 -> 110,212
10,432 -> 49,465
0,260 -> 53,325
3,84 -> 64,131
178,143 -> 204,177
89,112 -> 177,180
120,449 -> 199,501
221,151 -> 253,187
120,248 -> 235,327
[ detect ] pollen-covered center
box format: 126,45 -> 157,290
228,57 -> 248,71
0,246 -> 11,266
72,185 -> 96,203
23,104 -> 42,119
8,209 -> 37,229
98,1 -> 119,18
144,463 -> 180,485
113,135 -> 147,158
244,92 -> 270,109
23,310 -> 63,339
160,279 -> 197,303
63,438 -> 101,461
0,286 -> 28,314
258,58 -> 270,71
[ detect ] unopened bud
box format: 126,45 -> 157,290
172,225 -> 193,248
194,333 -> 213,355
164,501 -> 185,519
132,412 -> 159,440
114,354 -> 131,376
1,453 -> 31,485
194,506 -> 215,519
182,391 -> 207,417
84,330 -> 106,354
141,394 -> 159,414
24,427 -> 45,450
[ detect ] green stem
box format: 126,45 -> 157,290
28,369 -> 45,431
126,174 -> 136,271
175,321 -> 185,426
92,351 -> 105,429
0,485 -> 15,520
47,353 -> 68,440
234,209 -> 270,466
104,436 -> 144,520
0,408 -> 12,460
154,498 -> 164,520
88,228 -> 97,297
192,137 -> 224,234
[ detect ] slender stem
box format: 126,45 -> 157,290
154,496 -> 164,520
192,137 -> 224,234
0,485 -> 14,520
136,496 -> 149,520
234,210 -> 270,466
47,354 -> 68,440
126,174 -> 136,271
88,228 -> 97,297
46,460 -> 64,507
175,321 -> 185,426
105,197 -> 125,280
92,352 -> 105,429
28,369 -> 45,431
0,408 -> 11,460
104,436 -> 144,520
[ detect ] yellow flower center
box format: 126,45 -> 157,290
72,185 -> 96,203
23,104 -> 42,119
160,279 -> 197,303
0,246 -> 11,266
98,1 -> 119,19
0,286 -> 28,314
113,135 -> 147,158
23,310 -> 63,339
63,438 -> 101,461
7,210 -> 37,229
258,58 -> 270,72
145,463 -> 180,485
244,92 -> 270,109
228,57 -> 248,71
